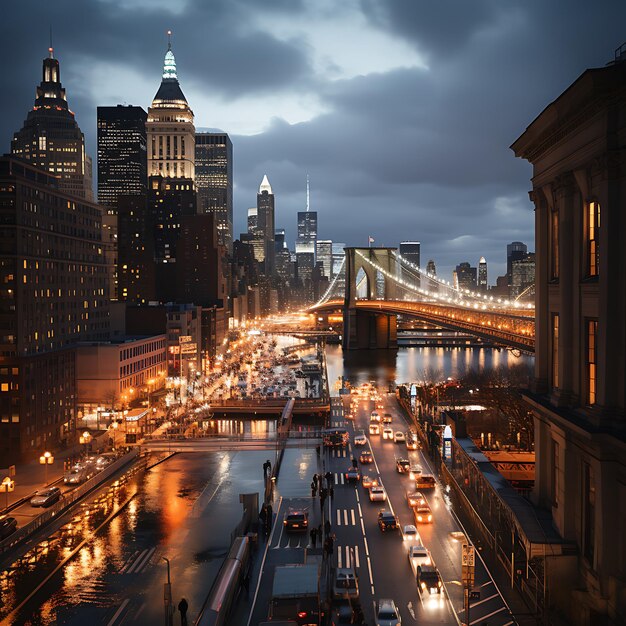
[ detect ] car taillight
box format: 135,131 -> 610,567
438,581 -> 442,587
428,515 -> 432,522
417,515 -> 423,522
297,611 -> 307,618
421,582 -> 426,589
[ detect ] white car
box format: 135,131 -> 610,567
369,423 -> 381,436
394,431 -> 406,444
370,411 -> 381,422
354,432 -> 367,446
369,485 -> 387,502
408,544 -> 432,575
382,427 -> 394,440
402,524 -> 419,542
409,465 -> 422,481
376,598 -> 401,626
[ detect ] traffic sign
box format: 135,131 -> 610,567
469,591 -> 481,601
179,335 -> 192,343
462,543 -> 475,568
180,343 -> 197,354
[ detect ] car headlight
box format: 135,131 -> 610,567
421,582 -> 426,589
428,515 -> 432,522
417,515 -> 422,522
438,581 -> 442,587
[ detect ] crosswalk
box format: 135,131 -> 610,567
335,508 -> 357,526
331,448 -> 348,458
336,544 -> 360,568
119,546 -> 156,574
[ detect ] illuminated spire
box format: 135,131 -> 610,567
306,174 -> 310,212
162,30 -> 177,80
259,174 -> 273,194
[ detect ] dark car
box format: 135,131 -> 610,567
377,510 -> 399,532
395,459 -> 410,473
0,517 -> 18,540
30,486 -> 62,508
345,467 -> 361,483
283,509 -> 309,532
359,451 -> 373,464
417,564 -> 443,594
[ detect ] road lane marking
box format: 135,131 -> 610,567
338,546 -> 343,568
336,509 -> 341,525
470,606 -> 506,624
354,545 -> 360,567
134,546 -> 156,573
367,556 -> 375,594
343,509 -> 348,525
125,548 -> 148,574
470,592 -> 499,607
119,550 -> 139,573
363,535 -> 370,556
106,598 -> 130,626
351,509 -> 356,525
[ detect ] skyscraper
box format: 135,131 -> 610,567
12,46 -> 93,200
297,211 -> 318,250
195,132 -> 233,250
506,241 -> 527,284
399,241 -> 421,268
455,261 -> 477,291
97,105 -> 148,210
316,240 -> 333,278
147,33 -> 195,180
478,256 -> 488,291
426,259 -> 436,276
0,157 -> 109,463
257,175 -> 275,275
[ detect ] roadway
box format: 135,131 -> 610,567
325,388 -> 517,626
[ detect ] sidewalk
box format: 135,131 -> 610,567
0,444 -> 84,514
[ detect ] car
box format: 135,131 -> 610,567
30,486 -> 62,508
375,598 -> 401,626
354,432 -> 367,446
359,451 -> 373,464
394,432 -> 406,444
369,486 -> 387,502
407,491 -> 427,508
408,544 -> 432,575
409,465 -> 422,481
283,509 -> 309,532
413,501 -> 433,524
377,510 -> 398,532
377,403 -> 385,410
332,567 -> 359,600
382,412 -> 393,423
402,524 -> 419,542
0,517 -> 18,540
415,474 -> 436,489
382,427 -> 394,440
370,411 -> 380,422
63,466 -> 92,485
345,467 -> 361,483
369,423 -> 381,436
405,434 -> 419,450
417,564 -> 443,594
396,459 -> 410,473
361,475 -> 379,489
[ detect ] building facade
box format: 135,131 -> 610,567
257,175 -> 275,275
147,36 -> 195,180
0,158 -> 109,462
478,257 -> 488,291
195,132 -> 233,250
512,55 -> 626,624
11,47 -> 93,201
316,240 -> 333,278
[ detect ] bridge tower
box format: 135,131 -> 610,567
343,247 -> 398,350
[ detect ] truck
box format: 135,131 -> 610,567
269,564 -> 321,626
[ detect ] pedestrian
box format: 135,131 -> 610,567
324,519 -> 331,537
312,473 -> 319,487
352,456 -> 358,469
329,486 -> 334,500
266,459 -> 272,474
311,481 -> 317,498
259,503 -> 267,532
317,523 -> 322,540
265,503 -> 273,534
325,470 -> 333,487
178,598 -> 188,626
316,445 -> 320,456
310,526 -> 317,547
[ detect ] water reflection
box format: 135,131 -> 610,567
327,344 -> 533,387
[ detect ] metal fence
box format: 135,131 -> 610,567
0,449 -> 140,554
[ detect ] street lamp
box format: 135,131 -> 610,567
79,431 -> 91,458
39,451 -> 54,485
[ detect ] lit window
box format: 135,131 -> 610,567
586,319 -> 598,405
552,314 -> 559,389
550,208 -> 559,279
586,201 -> 600,277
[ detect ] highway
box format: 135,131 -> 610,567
321,387 -> 517,626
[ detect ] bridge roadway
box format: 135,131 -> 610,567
311,299 -> 535,352
246,391 -> 518,626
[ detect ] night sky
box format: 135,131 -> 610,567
4,0 -> 626,280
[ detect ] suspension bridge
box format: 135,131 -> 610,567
309,247 -> 535,352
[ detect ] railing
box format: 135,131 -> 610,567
0,449 -> 140,554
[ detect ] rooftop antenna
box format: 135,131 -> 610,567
49,25 -> 54,58
306,174 -> 310,212
167,29 -> 172,51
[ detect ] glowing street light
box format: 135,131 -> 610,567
79,431 -> 91,457
39,450 -> 54,485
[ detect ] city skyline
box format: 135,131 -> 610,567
3,2 -> 625,280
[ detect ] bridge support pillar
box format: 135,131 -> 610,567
343,309 -> 397,350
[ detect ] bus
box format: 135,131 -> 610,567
322,427 -> 349,448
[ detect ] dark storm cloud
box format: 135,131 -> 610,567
4,0 -> 626,281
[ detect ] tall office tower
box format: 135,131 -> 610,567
195,132 -> 233,250
478,257 -> 488,291
455,261 -> 477,291
426,259 -> 436,276
147,33 -> 195,180
275,229 -> 287,252
297,211 -> 318,250
512,54 -> 626,624
316,240 -> 333,278
247,207 -> 265,264
399,241 -> 421,268
506,241 -> 527,284
257,175 -> 275,275
296,252 -> 315,304
97,105 -> 148,301
0,157 -> 110,463
332,243 -> 346,277
12,46 -> 93,200
97,105 -> 148,209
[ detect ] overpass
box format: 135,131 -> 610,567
309,247 -> 535,352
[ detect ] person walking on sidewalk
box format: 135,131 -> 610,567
324,519 -> 331,538
311,481 -> 317,498
265,503 -> 273,535
178,598 -> 188,626
325,470 -> 333,487
310,526 -> 317,547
